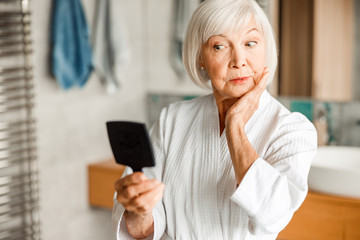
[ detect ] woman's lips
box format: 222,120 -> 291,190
229,76 -> 251,84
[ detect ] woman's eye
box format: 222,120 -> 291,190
245,41 -> 257,47
214,45 -> 225,50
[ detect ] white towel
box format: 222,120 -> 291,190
171,0 -> 202,78
92,0 -> 130,93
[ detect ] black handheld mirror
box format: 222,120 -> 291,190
106,121 -> 155,172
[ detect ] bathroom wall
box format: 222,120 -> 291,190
32,0 -> 148,239
32,0 -> 208,239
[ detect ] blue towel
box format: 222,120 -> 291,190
51,0 -> 93,90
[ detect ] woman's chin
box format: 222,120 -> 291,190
216,90 -> 247,101
227,85 -> 253,98
212,82 -> 254,100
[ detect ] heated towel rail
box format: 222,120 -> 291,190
0,0 -> 40,239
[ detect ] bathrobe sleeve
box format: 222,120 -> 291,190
112,109 -> 168,240
231,112 -> 317,236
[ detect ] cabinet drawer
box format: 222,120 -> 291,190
278,192 -> 360,240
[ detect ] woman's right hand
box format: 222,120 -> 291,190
114,172 -> 165,238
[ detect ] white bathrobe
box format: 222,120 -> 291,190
112,91 -> 317,240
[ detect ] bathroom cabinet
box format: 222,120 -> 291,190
88,159 -> 125,209
278,191 -> 360,240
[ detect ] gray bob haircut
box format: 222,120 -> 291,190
182,0 -> 278,89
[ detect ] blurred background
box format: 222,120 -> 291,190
0,0 -> 359,239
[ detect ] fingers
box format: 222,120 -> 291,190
226,66 -> 270,125
259,66 -> 270,87
127,183 -> 165,214
119,179 -> 160,200
226,67 -> 270,129
114,173 -> 165,215
115,172 -> 147,190
256,66 -> 270,89
248,66 -> 270,99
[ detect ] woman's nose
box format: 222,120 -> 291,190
230,47 -> 246,69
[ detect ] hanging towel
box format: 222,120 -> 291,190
51,0 -> 93,90
255,0 -> 270,17
171,0 -> 202,78
92,0 -> 130,93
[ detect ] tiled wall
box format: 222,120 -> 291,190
278,97 -> 360,147
148,93 -> 360,147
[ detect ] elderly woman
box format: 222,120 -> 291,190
112,0 -> 317,239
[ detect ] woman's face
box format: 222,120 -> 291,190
200,18 -> 266,100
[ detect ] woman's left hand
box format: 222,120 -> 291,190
225,67 -> 270,129
225,67 -> 270,184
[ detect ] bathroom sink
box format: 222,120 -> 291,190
308,146 -> 360,199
